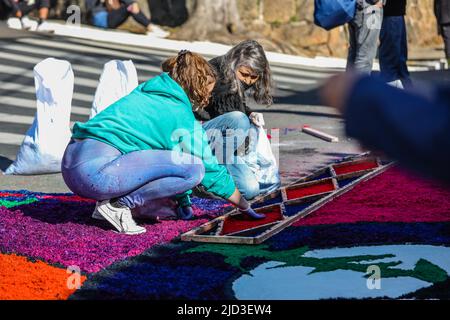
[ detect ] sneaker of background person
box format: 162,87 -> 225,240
20,16 -> 38,30
387,80 -> 404,89
36,21 -> 55,33
146,24 -> 169,38
6,17 -> 23,29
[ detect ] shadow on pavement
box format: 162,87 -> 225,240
0,155 -> 12,172
259,108 -> 341,119
410,69 -> 450,85
274,87 -> 323,106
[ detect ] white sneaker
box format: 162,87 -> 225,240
36,21 -> 55,33
21,16 -> 38,31
7,17 -> 23,30
95,200 -> 146,235
387,80 -> 404,90
146,25 -> 169,38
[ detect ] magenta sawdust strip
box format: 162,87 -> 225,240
295,166 -> 450,227
0,195 -> 228,273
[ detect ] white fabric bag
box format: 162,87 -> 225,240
4,58 -> 74,175
243,126 -> 281,187
90,60 -> 138,119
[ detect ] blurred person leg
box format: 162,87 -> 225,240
379,15 -> 411,88
347,0 -> 384,74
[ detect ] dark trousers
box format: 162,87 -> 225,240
379,16 -> 411,86
107,6 -> 150,29
442,24 -> 450,59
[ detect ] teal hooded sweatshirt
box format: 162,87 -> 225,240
72,72 -> 236,200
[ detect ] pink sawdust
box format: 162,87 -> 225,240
295,166 -> 450,227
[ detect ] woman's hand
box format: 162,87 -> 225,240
238,207 -> 266,220
249,112 -> 265,127
227,188 -> 265,219
127,3 -> 140,14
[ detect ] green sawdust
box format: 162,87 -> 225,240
0,198 -> 38,208
187,244 -> 448,284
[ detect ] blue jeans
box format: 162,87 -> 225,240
202,111 -> 260,200
61,138 -> 205,209
347,1 -> 383,74
379,16 -> 411,86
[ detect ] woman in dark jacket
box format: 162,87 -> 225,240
192,40 -> 277,200
435,0 -> 450,61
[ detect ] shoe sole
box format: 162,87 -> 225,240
92,212 -> 106,221
97,206 -> 146,235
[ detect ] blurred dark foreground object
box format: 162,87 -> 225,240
320,72 -> 450,183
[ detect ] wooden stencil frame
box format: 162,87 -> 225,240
181,155 -> 394,245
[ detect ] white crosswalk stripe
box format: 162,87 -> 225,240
0,33 -> 332,159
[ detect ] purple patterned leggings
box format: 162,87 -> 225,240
61,138 -> 205,209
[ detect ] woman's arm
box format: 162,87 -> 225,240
227,188 -> 265,219
177,123 -> 265,218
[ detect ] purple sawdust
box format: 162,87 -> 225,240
0,195 -> 229,273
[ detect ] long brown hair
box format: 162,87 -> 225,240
161,50 -> 216,109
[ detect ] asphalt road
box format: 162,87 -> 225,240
1,24 -> 447,193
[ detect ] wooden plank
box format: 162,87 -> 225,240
283,192 -> 330,207
250,189 -> 283,206
302,125 -> 339,142
224,221 -> 280,237
291,167 -> 332,185
291,152 -> 373,185
334,168 -> 377,181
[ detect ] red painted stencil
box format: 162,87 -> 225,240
220,205 -> 283,236
333,159 -> 379,175
286,180 -> 335,200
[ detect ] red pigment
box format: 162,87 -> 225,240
220,206 -> 283,235
286,180 -> 335,200
37,195 -> 96,203
0,192 -> 26,198
333,159 -> 378,175
294,166 -> 450,227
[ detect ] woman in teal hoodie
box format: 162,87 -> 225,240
61,51 -> 264,235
